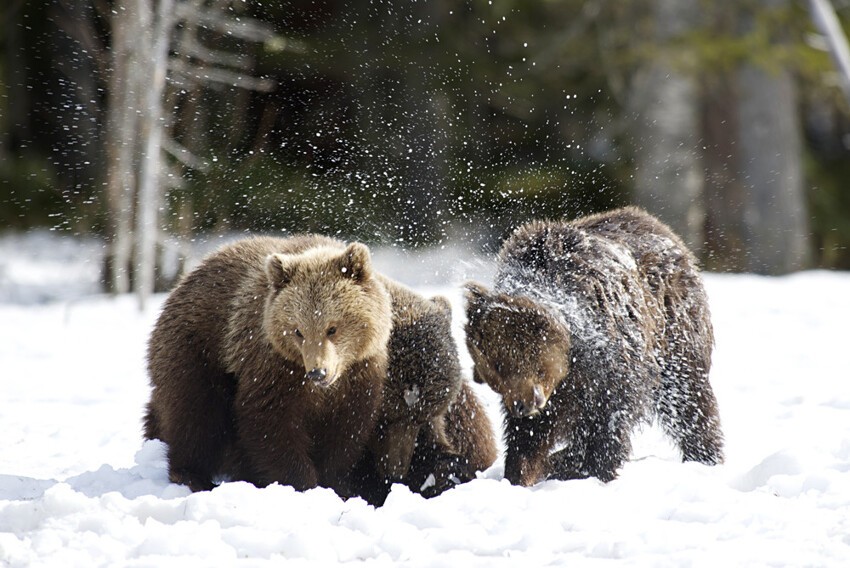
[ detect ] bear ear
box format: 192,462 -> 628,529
430,295 -> 453,318
265,253 -> 297,290
463,281 -> 490,306
463,281 -> 491,320
339,242 -> 372,283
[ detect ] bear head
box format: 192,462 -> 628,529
464,282 -> 570,418
386,295 -> 461,423
378,295 -> 462,479
263,242 -> 392,388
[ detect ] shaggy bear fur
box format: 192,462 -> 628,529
351,282 -> 498,504
144,235 -> 393,492
464,206 -> 724,486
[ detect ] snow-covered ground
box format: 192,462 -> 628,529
2,232 -> 850,566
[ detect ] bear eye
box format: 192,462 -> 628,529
326,326 -> 337,337
295,329 -> 303,339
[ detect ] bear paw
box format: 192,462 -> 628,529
416,453 -> 476,498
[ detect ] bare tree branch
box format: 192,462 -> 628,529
103,0 -> 292,302
169,58 -> 276,91
181,34 -> 253,70
175,2 -> 277,42
162,135 -> 210,172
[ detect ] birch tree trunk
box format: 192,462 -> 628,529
629,0 -> 704,252
135,0 -> 175,310
102,0 -> 278,303
104,0 -> 144,294
808,0 -> 850,107
398,2 -> 449,246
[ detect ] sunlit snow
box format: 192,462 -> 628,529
1,233 -> 849,566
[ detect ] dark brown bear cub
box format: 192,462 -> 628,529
464,207 -> 724,486
144,235 -> 392,492
352,281 -> 497,504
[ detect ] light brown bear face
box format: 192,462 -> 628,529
263,242 -> 392,388
464,282 -> 570,418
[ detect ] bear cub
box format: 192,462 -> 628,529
465,207 -> 724,486
353,281 -> 497,504
144,235 -> 393,492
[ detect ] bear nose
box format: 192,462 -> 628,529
514,400 -> 534,417
306,368 -> 328,383
533,385 -> 546,409
514,400 -> 527,416
514,397 -> 543,418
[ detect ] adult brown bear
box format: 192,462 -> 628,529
144,235 -> 393,492
464,207 -> 724,486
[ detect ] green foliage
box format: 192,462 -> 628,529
449,160 -> 627,246
0,155 -> 63,230
806,153 -> 850,268
172,152 -> 395,242
3,0 -> 850,265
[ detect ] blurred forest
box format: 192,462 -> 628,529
3,0 -> 850,299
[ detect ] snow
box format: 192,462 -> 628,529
2,234 -> 850,566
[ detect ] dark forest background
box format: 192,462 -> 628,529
3,0 -> 850,300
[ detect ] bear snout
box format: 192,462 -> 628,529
510,385 -> 548,418
306,367 -> 334,387
512,400 -> 541,418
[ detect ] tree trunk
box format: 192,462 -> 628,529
734,63 -> 810,274
397,3 -> 449,246
808,0 -> 850,108
703,73 -> 749,272
400,74 -> 449,245
704,0 -> 810,274
629,0 -> 704,252
135,0 -> 175,310
104,0 -> 144,294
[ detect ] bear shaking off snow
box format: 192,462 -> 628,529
144,235 -> 392,492
464,207 -> 724,486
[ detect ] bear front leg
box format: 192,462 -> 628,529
560,414 -> 631,482
546,446 -> 587,481
503,412 -> 557,486
234,389 -> 320,491
244,424 -> 319,491
406,418 -> 475,498
315,367 -> 385,490
372,419 -> 422,481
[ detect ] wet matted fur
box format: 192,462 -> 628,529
465,206 -> 724,486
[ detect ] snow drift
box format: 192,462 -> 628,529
1,234 -> 849,566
